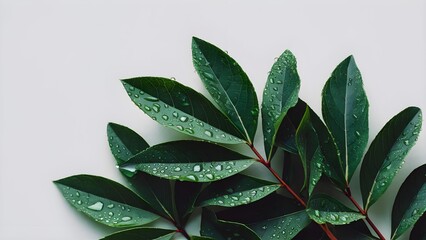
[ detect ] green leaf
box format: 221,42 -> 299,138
248,210 -> 311,240
54,175 -> 159,227
101,228 -> 175,240
410,213 -> 426,240
190,236 -> 215,240
175,181 -> 203,226
196,174 -> 280,207
306,194 -> 365,225
122,77 -> 245,144
122,140 -> 256,182
391,164 -> 426,239
333,220 -> 378,240
262,50 -> 301,160
361,107 -> 422,210
201,208 -> 261,240
281,152 -> 306,193
296,107 -> 324,195
192,37 -> 259,143
322,55 -> 369,182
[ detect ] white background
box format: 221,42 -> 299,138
1,0 -> 425,239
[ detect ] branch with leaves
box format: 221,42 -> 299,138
55,37 -> 425,240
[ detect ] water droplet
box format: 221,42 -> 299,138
174,167 -> 182,172
215,165 -> 223,171
144,106 -> 151,111
170,77 -> 176,80
172,112 -> 179,118
179,116 -> 188,122
185,128 -> 194,134
162,115 -> 169,120
121,216 -> 132,221
340,216 -> 347,221
353,114 -> 358,119
186,175 -> 197,181
203,72 -> 214,79
144,96 -> 159,102
176,125 -> 184,131
108,212 -> 114,216
412,209 -> 418,216
87,202 -> 104,211
205,173 -> 214,180
231,196 -> 239,201
314,210 -> 320,217
77,200 -> 82,205
193,165 -> 202,172
152,104 -> 160,112
107,204 -> 114,209
355,131 -> 360,137
204,130 -> 213,137
404,140 -> 409,146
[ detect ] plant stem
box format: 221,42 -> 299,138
168,217 -> 191,239
248,144 -> 337,240
344,188 -> 386,240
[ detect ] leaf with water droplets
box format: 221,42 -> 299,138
248,210 -> 311,240
121,140 -> 256,182
361,107 -> 422,210
196,174 -> 280,208
391,164 -> 426,240
261,50 -> 301,160
410,213 -> 426,240
175,181 -> 203,226
201,208 -> 261,240
322,55 -> 369,183
306,194 -> 364,225
122,77 -> 246,144
192,37 -> 259,143
101,228 -> 175,240
54,175 -> 159,227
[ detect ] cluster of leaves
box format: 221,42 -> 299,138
55,37 -> 426,240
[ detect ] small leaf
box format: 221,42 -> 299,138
192,37 -> 259,143
410,213 -> 426,240
322,55 -> 369,182
262,50 -> 301,160
101,228 -> 175,240
175,181 -> 203,226
306,194 -> 364,225
201,208 -> 261,240
122,140 -> 256,182
361,107 -> 422,210
248,210 -> 311,240
391,164 -> 426,239
122,77 -> 245,144
54,175 -> 159,227
196,174 -> 280,207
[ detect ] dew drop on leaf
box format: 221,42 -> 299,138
144,96 -> 159,102
193,165 -> 202,172
204,130 -> 213,137
87,202 -> 104,211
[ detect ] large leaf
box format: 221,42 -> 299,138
54,175 -> 159,227
248,210 -> 311,240
306,194 -> 364,225
175,181 -> 203,226
196,174 -> 280,207
262,50 -> 301,160
101,228 -> 175,240
192,37 -> 259,143
333,220 -> 378,240
322,55 -> 369,182
391,164 -> 426,239
361,107 -> 422,210
121,140 -> 256,182
122,77 -> 245,144
410,213 -> 426,240
201,208 -> 261,240
281,152 -> 306,193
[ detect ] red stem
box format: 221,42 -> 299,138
344,188 -> 386,240
167,217 -> 190,239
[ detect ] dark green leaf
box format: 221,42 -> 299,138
201,208 -> 260,240
322,56 -> 369,182
122,77 -> 245,144
192,37 -> 259,143
175,181 -> 203,226
196,174 -> 280,207
410,213 -> 426,240
262,50 -> 301,160
248,210 -> 311,240
122,140 -> 256,182
281,152 -> 306,193
306,194 -> 364,225
190,236 -> 215,240
101,228 -> 175,240
392,164 -> 426,239
54,175 -> 159,227
333,220 -> 378,240
361,107 -> 422,210
292,223 -> 327,240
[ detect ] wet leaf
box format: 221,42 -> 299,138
54,175 -> 159,227
391,164 -> 426,239
262,50 -> 301,160
192,37 -> 259,143
196,174 -> 280,207
306,194 -> 364,225
121,140 -> 256,182
101,228 -> 175,240
410,213 -> 426,240
361,107 -> 422,210
122,77 -> 245,144
322,56 -> 369,182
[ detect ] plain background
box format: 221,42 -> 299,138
0,0 -> 425,239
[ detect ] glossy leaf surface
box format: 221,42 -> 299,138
391,164 -> 426,239
410,213 -> 426,240
249,210 -> 311,240
196,174 -> 280,207
101,228 -> 175,240
122,77 -> 245,144
54,175 -> 159,227
361,107 -> 422,210
201,208 -> 260,240
192,37 -> 258,142
122,140 -> 256,182
322,56 -> 369,182
262,50 -> 300,160
306,194 -> 364,225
